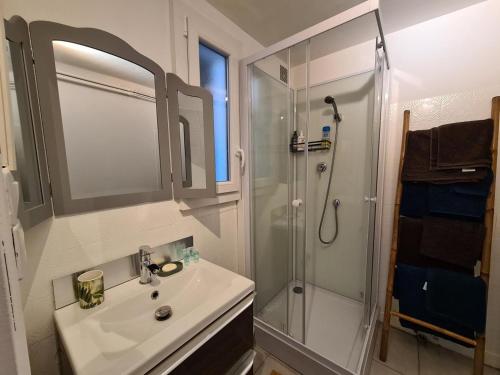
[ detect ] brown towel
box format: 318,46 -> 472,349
402,130 -> 488,183
435,119 -> 493,169
420,216 -> 485,270
398,217 -> 472,274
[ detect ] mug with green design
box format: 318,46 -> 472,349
77,270 -> 104,309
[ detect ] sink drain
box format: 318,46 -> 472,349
155,305 -> 172,321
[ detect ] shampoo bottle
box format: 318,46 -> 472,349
297,131 -> 305,151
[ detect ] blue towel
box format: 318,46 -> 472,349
400,183 -> 429,217
426,268 -> 487,333
428,170 -> 492,220
394,264 -> 475,343
400,171 -> 492,220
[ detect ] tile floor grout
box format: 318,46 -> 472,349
371,357 -> 406,375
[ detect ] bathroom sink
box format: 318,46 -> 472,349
54,259 -> 254,375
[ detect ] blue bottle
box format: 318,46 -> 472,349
322,126 -> 331,148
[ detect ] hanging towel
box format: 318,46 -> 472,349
429,127 -> 439,171
434,119 -> 493,170
426,268 -> 487,333
397,217 -> 424,266
402,130 -> 488,183
398,217 -> 472,274
428,170 -> 492,220
400,183 -> 429,217
401,171 -> 492,220
394,263 -> 475,342
420,216 -> 485,270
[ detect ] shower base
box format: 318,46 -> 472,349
257,282 -> 366,372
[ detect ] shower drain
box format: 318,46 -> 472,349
293,286 -> 303,294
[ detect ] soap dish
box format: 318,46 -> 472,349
157,261 -> 183,277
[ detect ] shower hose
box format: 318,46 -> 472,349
318,117 -> 340,245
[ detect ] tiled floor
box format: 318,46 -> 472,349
254,327 -> 500,375
371,327 -> 500,375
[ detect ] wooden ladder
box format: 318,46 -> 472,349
379,96 -> 500,375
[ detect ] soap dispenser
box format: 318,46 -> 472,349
297,131 -> 305,151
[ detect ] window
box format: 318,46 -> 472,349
199,42 -> 229,182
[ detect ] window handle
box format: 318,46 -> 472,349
235,148 -> 245,170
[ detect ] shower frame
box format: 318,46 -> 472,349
238,1 -> 390,374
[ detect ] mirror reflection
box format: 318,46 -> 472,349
52,41 -> 161,199
5,41 -> 43,208
177,91 -> 206,190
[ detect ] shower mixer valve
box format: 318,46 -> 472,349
317,162 -> 327,173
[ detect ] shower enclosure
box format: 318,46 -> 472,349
241,7 -> 388,375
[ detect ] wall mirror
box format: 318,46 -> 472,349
167,73 -> 216,198
4,16 -> 52,228
29,21 -> 172,215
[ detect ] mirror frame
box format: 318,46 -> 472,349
167,73 -> 216,198
29,21 -> 172,215
4,16 -> 53,227
179,115 -> 192,188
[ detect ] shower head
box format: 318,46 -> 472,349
324,96 -> 341,122
324,95 -> 335,105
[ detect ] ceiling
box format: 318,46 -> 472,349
206,0 -> 365,46
207,0 -> 486,47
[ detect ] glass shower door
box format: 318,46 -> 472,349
250,42 -> 308,342
250,50 -> 293,335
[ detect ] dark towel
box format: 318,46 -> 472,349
402,130 -> 488,183
401,172 -> 492,220
430,127 -> 439,171
426,268 -> 487,333
398,217 -> 472,274
428,170 -> 492,220
394,263 -> 475,343
420,216 -> 485,270
434,119 -> 493,170
400,183 -> 429,217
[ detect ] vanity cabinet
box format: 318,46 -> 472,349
168,304 -> 253,375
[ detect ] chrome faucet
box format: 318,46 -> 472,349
138,246 -> 160,284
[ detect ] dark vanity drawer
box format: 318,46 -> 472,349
170,304 -> 254,375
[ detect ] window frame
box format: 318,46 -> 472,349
186,27 -> 241,195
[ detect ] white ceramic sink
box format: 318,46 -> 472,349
54,259 -> 254,375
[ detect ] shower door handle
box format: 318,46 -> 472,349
364,196 -> 377,203
292,199 -> 303,208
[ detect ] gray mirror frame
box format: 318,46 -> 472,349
29,21 -> 173,215
166,73 -> 216,199
4,16 -> 53,228
179,115 -> 192,188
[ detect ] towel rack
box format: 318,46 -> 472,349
379,96 -> 500,375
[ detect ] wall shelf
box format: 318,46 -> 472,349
290,140 -> 331,153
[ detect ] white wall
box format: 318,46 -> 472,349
378,0 -> 500,366
0,1 -> 262,374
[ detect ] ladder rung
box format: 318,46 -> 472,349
390,311 -> 477,346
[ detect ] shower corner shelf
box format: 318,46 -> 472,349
290,140 -> 331,153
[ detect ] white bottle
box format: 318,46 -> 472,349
297,131 -> 305,151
